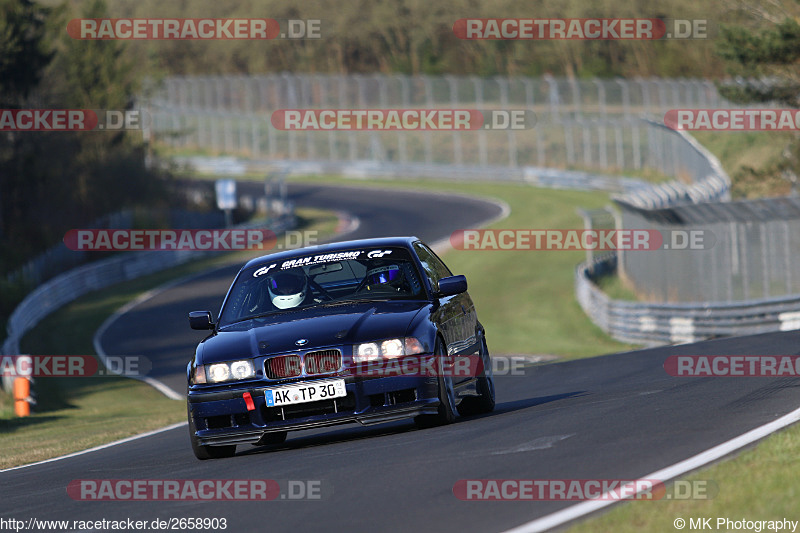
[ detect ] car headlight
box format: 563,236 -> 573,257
355,342 -> 380,362
205,360 -> 255,383
381,339 -> 404,358
207,363 -> 231,382
230,360 -> 255,379
353,337 -> 427,363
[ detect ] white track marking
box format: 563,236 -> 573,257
491,434 -> 574,455
93,272 -> 202,401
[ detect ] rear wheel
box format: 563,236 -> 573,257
458,334 -> 495,416
415,337 -> 457,428
188,406 -> 236,460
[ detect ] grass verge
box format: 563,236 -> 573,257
0,208 -> 339,469
692,131 -> 796,198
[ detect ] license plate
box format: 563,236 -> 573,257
264,379 -> 346,407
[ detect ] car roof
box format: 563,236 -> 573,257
242,236 -> 423,270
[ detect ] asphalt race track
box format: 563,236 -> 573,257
2,183 -> 800,533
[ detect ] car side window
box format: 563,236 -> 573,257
413,243 -> 452,287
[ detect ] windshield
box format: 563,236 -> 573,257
218,246 -> 425,325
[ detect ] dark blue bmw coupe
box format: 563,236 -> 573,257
186,236 -> 494,459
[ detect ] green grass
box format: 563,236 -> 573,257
0,208 -> 339,468
0,378 -> 183,470
568,422 -> 800,533
160,143 -> 674,185
595,272 -> 640,301
692,131 -> 793,180
692,131 -> 796,199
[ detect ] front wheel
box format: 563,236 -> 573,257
458,334 -> 495,416
415,337 -> 457,428
188,406 -> 236,460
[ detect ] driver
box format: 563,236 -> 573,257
267,269 -> 315,309
363,264 -> 408,293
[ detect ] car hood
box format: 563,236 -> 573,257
199,300 -> 428,363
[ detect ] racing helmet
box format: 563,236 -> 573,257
267,269 -> 307,309
364,264 -> 404,290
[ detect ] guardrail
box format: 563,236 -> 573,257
613,119 -> 730,209
572,116 -> 796,346
576,254 -> 800,345
1,215 -> 294,392
176,155 -> 656,194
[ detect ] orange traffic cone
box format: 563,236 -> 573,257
13,377 -> 30,417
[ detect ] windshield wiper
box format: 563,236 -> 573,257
313,298 -> 390,308
222,298 -> 393,325
221,310 -> 284,327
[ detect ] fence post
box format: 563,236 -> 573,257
471,76 -> 487,166
446,75 -> 463,166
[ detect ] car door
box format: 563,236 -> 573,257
413,243 -> 476,382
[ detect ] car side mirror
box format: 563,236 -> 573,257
437,275 -> 467,297
189,310 -> 215,330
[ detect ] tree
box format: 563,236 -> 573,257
717,18 -> 800,107
716,12 -> 800,196
0,0 -> 170,278
0,0 -> 55,246
0,0 -> 53,104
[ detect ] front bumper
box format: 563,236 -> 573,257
188,375 -> 440,446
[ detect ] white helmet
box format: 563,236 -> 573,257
267,269 -> 307,309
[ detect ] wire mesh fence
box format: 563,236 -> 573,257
143,74 -> 730,180
617,197 -> 800,303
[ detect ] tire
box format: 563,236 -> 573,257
458,333 -> 496,416
188,406 -> 236,460
415,337 -> 457,428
